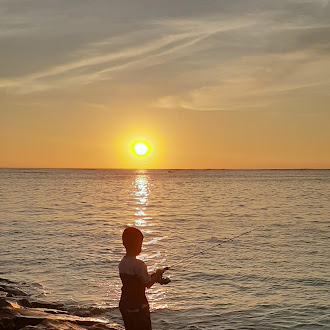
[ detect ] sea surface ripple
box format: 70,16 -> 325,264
0,169 -> 329,329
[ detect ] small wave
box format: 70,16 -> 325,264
206,237 -> 224,244
144,236 -> 169,246
15,171 -> 48,174
68,305 -> 118,318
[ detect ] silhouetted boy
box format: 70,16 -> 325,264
119,227 -> 169,330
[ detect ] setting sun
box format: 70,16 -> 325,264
131,141 -> 151,157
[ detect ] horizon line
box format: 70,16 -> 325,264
0,167 -> 329,171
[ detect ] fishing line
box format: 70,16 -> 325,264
167,229 -> 254,270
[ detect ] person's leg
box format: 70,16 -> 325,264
120,306 -> 136,330
120,306 -> 152,330
138,306 -> 152,330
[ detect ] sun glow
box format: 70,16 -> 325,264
132,141 -> 151,157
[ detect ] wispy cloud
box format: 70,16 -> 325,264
155,50 -> 330,112
1,0 -> 329,114
0,16 -> 254,94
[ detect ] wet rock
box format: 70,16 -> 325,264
18,298 -> 32,308
70,306 -> 104,317
30,301 -> 64,310
1,284 -> 27,297
0,297 -> 11,308
0,278 -> 121,330
14,316 -> 44,329
0,317 -> 16,330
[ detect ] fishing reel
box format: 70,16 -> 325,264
159,274 -> 171,285
158,267 -> 171,285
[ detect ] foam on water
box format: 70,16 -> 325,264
0,169 -> 329,329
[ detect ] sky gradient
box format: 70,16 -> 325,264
1,0 -> 329,169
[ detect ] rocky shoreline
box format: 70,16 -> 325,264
0,278 -> 122,330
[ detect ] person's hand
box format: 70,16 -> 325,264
155,268 -> 164,282
156,267 -> 171,285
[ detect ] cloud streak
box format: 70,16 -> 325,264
0,0 -> 329,119
0,16 -> 255,93
155,49 -> 330,112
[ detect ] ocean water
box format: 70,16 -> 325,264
0,169 -> 329,329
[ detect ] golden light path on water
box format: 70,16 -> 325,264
132,171 -> 168,312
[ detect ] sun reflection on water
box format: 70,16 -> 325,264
131,170 -> 168,312
133,172 -> 151,228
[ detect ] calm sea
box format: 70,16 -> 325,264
0,169 -> 329,329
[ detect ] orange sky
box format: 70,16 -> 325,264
1,1 -> 329,169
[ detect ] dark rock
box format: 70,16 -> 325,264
30,301 -> 64,309
14,316 -> 43,329
1,285 -> 27,297
0,317 -> 15,330
0,278 -> 15,284
0,297 -> 11,308
0,278 -> 119,330
18,298 -> 32,308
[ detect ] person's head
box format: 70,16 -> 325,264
122,226 -> 144,256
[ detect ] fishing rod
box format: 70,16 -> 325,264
168,229 -> 254,270
158,229 -> 255,284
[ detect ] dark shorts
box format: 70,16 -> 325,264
119,303 -> 152,330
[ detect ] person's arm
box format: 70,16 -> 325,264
144,269 -> 163,288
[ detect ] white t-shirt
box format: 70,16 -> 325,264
119,256 -> 151,284
119,256 -> 151,309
